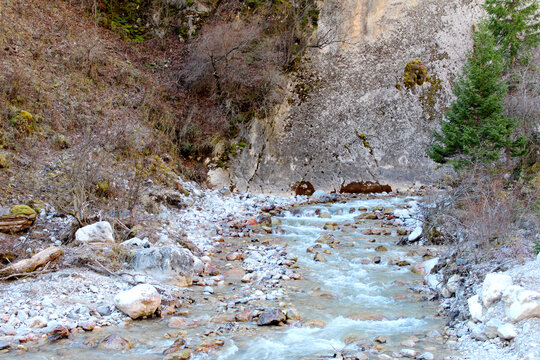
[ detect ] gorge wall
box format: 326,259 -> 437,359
220,0 -> 483,194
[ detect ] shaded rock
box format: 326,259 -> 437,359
47,325 -> 69,342
292,180 -> 315,196
257,309 -> 286,326
98,334 -> 133,351
130,246 -> 194,286
113,284 -> 161,319
373,256 -> 381,264
340,181 -> 392,194
395,260 -> 410,267
74,221 -> 114,245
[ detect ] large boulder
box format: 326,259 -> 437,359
482,272 -> 513,308
506,289 -> 540,322
113,284 -> 161,319
75,221 -> 115,245
130,246 -> 194,286
311,190 -> 331,203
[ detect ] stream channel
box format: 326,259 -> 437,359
7,196 -> 453,360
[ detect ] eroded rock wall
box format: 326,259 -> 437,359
227,0 -> 482,194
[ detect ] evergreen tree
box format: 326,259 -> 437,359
428,26 -> 524,168
484,0 -> 540,69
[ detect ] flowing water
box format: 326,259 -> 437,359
5,196 -> 452,360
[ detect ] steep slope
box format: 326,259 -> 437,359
226,0 -> 483,194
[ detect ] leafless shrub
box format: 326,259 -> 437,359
423,165 -> 538,265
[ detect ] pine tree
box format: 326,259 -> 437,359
484,0 -> 540,69
428,26 -> 523,168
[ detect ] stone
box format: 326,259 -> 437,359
225,252 -> 242,261
286,308 -> 302,321
0,205 -> 37,233
47,325 -> 69,341
446,274 -> 461,294
194,339 -> 225,353
113,284 -> 161,319
373,336 -> 386,344
0,341 -> 10,350
485,318 -> 501,339
411,257 -> 439,275
256,309 -> 286,326
168,317 -> 198,329
130,246 -> 194,286
417,352 -> 435,360
471,324 -> 487,341
497,323 -> 517,340
506,289 -> 540,322
408,226 -> 422,242
97,305 -> 112,316
235,310 -> 257,322
313,252 -> 327,262
164,349 -> 193,360
395,260 -> 410,267
163,338 -> 186,355
482,272 -> 513,308
98,334 -> 133,351
400,349 -> 417,358
375,245 -> 387,252
311,190 -> 331,202
120,237 -> 151,248
373,256 -> 381,264
27,316 -> 47,328
468,295 -> 483,322
74,221 -> 115,245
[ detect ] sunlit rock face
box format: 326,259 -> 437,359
228,0 -> 482,194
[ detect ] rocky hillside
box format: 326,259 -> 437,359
224,0 -> 483,194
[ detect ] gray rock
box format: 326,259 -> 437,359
130,246 -> 194,286
257,309 -> 286,326
418,352 -> 434,360
74,221 -> 114,245
96,305 -> 112,316
311,190 -> 331,203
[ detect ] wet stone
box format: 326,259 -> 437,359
98,334 -> 133,351
257,309 -> 286,326
163,337 -> 186,355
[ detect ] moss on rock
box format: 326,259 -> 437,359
403,60 -> 428,89
9,205 -> 36,217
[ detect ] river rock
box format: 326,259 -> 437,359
412,257 -> 439,275
506,289 -> 540,322
164,349 -> 193,360
417,352 -> 435,360
497,323 -> 517,340
74,221 -> 114,245
168,317 -> 198,329
313,252 -> 327,262
375,245 -> 387,252
482,272 -> 513,308
468,295 -> 483,322
163,338 -> 186,355
257,309 -> 286,326
235,310 -> 258,322
113,284 -> 161,319
311,190 -> 331,203
98,334 -> 133,351
400,349 -> 417,358
195,339 -> 225,353
408,226 -> 422,242
130,246 -> 194,286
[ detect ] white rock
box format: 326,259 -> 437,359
413,257 -> 439,276
193,256 -> 204,276
418,352 -> 434,360
482,272 -> 513,308
425,273 -> 443,291
120,237 -> 150,248
485,318 -> 502,339
497,323 -> 517,340
468,295 -> 483,322
113,284 -> 161,319
311,190 -> 331,203
446,274 -> 461,294
506,289 -> 540,322
408,226 -> 423,242
75,221 -> 115,245
27,316 -> 47,328
400,349 -> 417,358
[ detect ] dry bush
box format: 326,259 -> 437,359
423,166 -> 539,265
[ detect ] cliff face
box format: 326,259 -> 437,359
223,0 -> 482,194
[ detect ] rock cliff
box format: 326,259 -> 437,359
225,0 -> 483,194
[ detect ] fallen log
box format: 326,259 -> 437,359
0,214 -> 36,233
0,246 -> 64,277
